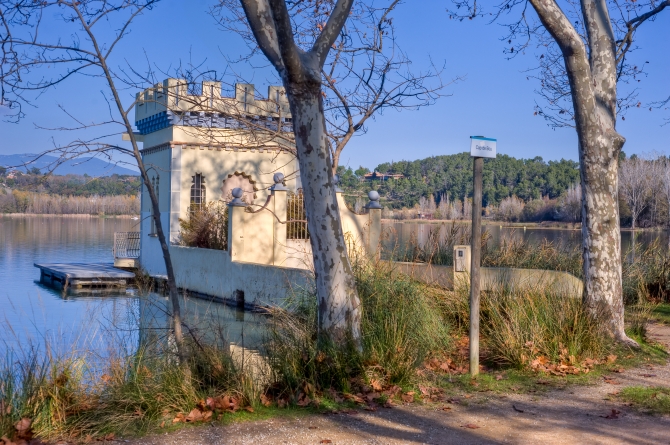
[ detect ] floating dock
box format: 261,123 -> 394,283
35,263 -> 135,290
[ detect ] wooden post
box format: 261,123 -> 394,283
470,156 -> 483,376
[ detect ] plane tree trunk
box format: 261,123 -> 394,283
528,0 -> 637,346
240,0 -> 362,346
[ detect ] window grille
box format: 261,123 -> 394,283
190,173 -> 206,213
287,191 -> 309,240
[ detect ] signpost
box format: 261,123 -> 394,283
469,136 -> 496,376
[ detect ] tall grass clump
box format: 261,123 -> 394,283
262,260 -> 452,396
482,287 -> 610,367
0,317 -> 260,441
622,238 -> 670,304
482,237 -> 582,278
443,283 -> 611,369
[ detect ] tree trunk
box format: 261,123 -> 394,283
578,128 -> 635,345
285,82 -> 362,347
137,157 -> 189,366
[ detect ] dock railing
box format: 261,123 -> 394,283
114,232 -> 140,259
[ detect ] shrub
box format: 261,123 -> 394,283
262,260 -> 452,395
178,202 -> 228,250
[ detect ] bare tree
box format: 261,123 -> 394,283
223,0 -> 363,346
0,0 -> 191,363
215,0 -> 448,173
619,156 -> 652,229
450,0 -> 668,346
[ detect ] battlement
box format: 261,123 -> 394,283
134,79 -> 292,135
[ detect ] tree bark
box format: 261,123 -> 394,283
287,82 -> 362,345
529,0 -> 637,346
239,0 -> 362,347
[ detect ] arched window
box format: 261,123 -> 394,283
190,173 -> 206,213
150,175 -> 159,236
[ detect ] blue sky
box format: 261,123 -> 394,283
1,0 -> 668,170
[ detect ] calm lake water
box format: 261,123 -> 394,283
2,216 -> 667,356
382,221 -> 669,257
0,216 -> 266,358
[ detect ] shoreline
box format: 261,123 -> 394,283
381,219 -> 667,232
1,213 -> 139,218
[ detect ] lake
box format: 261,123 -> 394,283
382,220 -> 669,259
2,216 -> 666,356
0,216 -> 266,359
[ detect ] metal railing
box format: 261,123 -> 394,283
114,232 -> 141,259
287,192 -> 309,240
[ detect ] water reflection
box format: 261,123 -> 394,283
0,216 -> 266,360
381,221 -> 669,260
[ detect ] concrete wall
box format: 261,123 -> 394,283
449,245 -> 582,296
392,260 -> 582,297
170,245 -> 313,307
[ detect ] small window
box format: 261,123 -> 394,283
149,175 -> 159,236
190,173 -> 206,213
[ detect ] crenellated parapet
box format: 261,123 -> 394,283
134,79 -> 292,135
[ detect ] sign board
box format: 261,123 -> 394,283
470,136 -> 497,159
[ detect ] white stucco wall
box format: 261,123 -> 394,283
170,245 -> 314,307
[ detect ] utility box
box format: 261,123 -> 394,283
453,245 -> 471,274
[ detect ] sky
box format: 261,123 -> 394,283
0,0 -> 668,171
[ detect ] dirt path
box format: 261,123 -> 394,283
127,324 -> 670,445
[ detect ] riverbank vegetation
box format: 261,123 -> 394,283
0,189 -> 139,215
1,255 -> 664,443
0,171 -> 140,215
341,152 -> 670,228
391,223 -> 670,305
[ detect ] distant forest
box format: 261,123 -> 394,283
0,170 -> 140,214
338,152 -> 579,208
338,151 -> 667,227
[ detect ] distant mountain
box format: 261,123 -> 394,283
0,153 -> 139,176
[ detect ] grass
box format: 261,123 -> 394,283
1,257 -> 667,442
651,303 -> 670,325
619,386 -> 670,415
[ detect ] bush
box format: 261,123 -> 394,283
481,286 -> 609,367
262,260 -> 452,395
178,202 -> 228,250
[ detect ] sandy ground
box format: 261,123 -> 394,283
125,323 -> 670,445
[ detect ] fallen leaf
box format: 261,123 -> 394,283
640,374 -> 657,378
172,413 -> 185,423
512,405 -> 524,413
464,394 -> 472,399
260,394 -> 272,407
185,408 -> 204,423
160,421 -> 165,428
441,406 -> 452,411
495,374 -> 504,381
244,406 -> 255,413
14,418 -> 31,433
104,433 -> 115,440
319,441 -> 332,444
606,355 -> 617,364
600,409 -> 621,419
462,423 -> 480,429
401,393 -> 414,403
370,379 -> 383,391
603,376 -> 620,385
297,394 -> 312,407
